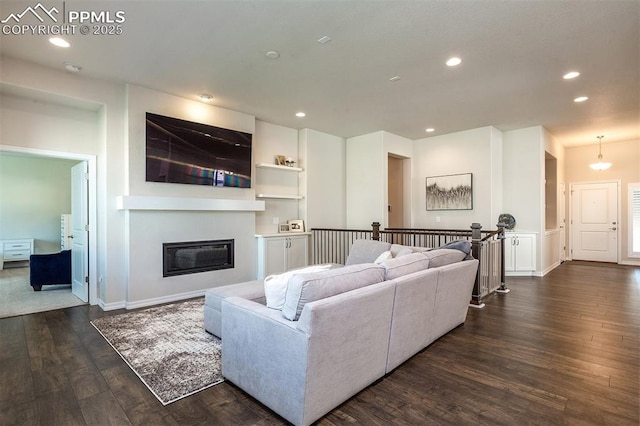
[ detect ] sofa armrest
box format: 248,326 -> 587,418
222,280 -> 396,426
221,297 -> 310,425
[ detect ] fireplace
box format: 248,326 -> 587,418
163,239 -> 234,277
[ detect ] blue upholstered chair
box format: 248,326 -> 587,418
29,250 -> 72,291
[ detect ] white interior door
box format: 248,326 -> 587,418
71,162 -> 89,302
571,182 -> 618,262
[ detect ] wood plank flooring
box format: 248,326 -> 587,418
1,260 -> 638,425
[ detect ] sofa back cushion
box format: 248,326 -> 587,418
345,240 -> 391,265
380,253 -> 430,280
423,248 -> 467,268
282,263 -> 385,321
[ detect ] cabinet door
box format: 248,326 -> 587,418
264,237 -> 287,277
286,236 -> 308,271
504,235 -> 516,271
514,234 -> 536,271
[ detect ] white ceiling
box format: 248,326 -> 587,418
1,0 -> 638,147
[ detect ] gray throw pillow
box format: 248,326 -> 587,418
345,239 -> 391,265
282,263 -> 385,321
422,248 -> 467,268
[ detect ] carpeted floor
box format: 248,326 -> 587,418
0,264 -> 86,318
91,298 -> 223,405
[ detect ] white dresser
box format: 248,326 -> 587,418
0,239 -> 34,270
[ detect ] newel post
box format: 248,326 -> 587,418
372,222 -> 381,241
495,224 -> 509,293
469,223 -> 485,308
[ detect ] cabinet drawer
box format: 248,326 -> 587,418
3,242 -> 30,250
3,249 -> 31,260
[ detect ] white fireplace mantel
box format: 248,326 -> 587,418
116,195 -> 265,212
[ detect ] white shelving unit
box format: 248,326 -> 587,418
256,163 -> 303,172
256,194 -> 304,200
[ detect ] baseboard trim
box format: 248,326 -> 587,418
125,289 -> 207,310
99,300 -> 126,311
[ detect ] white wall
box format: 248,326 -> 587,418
413,126 -> 500,231
346,132 -> 385,228
123,85 -> 259,306
126,85 -> 255,198
345,131 -> 413,229
299,128 -> 346,229
502,127 -> 544,233
0,154 -> 79,253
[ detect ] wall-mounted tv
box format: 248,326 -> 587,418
145,112 -> 252,188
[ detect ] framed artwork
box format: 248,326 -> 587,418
278,223 -> 290,233
275,155 -> 286,166
288,219 -> 305,232
426,173 -> 473,211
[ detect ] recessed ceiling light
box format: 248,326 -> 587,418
446,57 -> 462,67
574,96 -> 589,103
425,128 -> 435,133
265,51 -> 280,59
64,62 -> 81,73
389,76 -> 400,82
49,37 -> 70,48
317,36 -> 332,44
563,71 -> 580,79
199,94 -> 213,102
296,112 -> 306,118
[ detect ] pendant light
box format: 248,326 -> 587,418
589,135 -> 612,171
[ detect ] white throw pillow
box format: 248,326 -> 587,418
264,264 -> 332,310
374,250 -> 393,264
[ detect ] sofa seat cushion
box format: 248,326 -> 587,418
205,279 -> 266,312
345,240 -> 391,265
282,263 -> 385,321
423,248 -> 467,268
380,252 -> 430,280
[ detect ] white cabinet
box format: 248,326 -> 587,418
0,239 -> 35,270
256,233 -> 310,279
505,233 -> 536,275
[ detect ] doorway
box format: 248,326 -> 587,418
0,145 -> 97,308
388,155 -> 408,228
570,181 -> 619,262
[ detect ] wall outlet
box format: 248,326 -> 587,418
436,216 -> 441,223
272,217 -> 279,225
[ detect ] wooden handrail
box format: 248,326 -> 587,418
311,222 -> 507,307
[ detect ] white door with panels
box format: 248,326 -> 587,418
570,182 -> 618,262
71,162 -> 89,302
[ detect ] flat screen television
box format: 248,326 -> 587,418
145,112 -> 252,188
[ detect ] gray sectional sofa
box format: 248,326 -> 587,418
204,239 -> 479,426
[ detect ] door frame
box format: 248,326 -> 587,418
568,180 -> 621,263
0,144 -> 98,304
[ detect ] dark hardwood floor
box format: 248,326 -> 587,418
1,261 -> 638,425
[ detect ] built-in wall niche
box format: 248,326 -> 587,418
545,152 -> 557,230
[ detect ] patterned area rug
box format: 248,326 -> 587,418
91,298 -> 222,405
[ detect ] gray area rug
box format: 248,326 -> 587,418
0,265 -> 85,319
91,298 -> 223,405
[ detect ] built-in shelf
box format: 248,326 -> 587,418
256,163 -> 303,172
256,194 -> 304,200
117,195 -> 265,211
